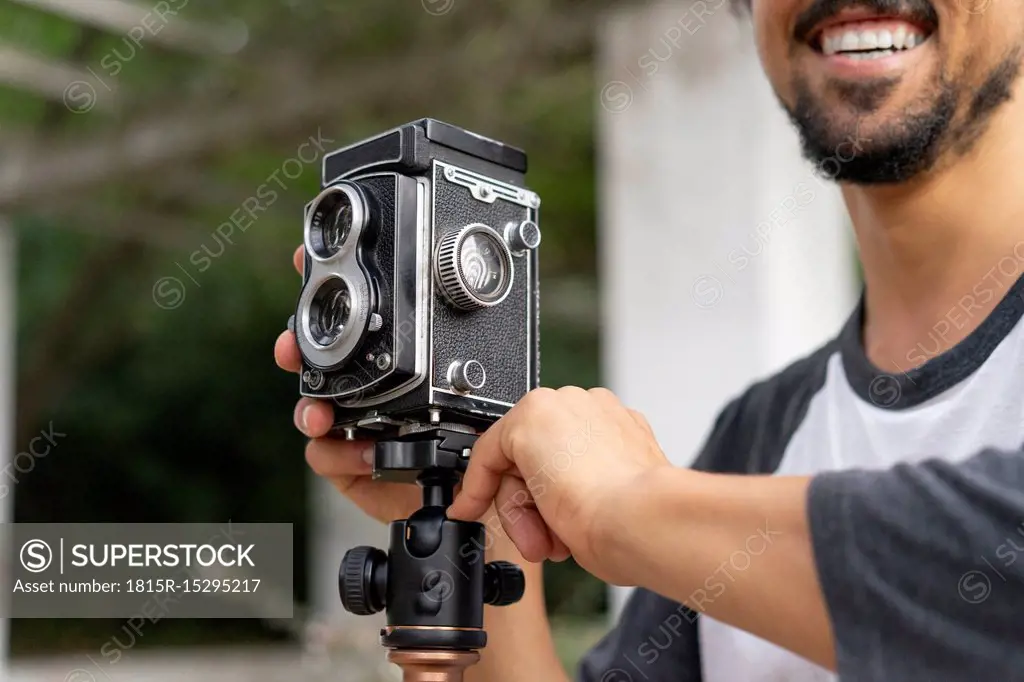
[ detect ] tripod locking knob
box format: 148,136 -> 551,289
483,561 -> 526,607
339,546 -> 388,616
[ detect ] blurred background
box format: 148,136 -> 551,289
0,0 -> 858,679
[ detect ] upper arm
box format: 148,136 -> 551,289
808,446 -> 1024,681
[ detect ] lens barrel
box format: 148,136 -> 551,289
305,183 -> 368,260
307,277 -> 353,347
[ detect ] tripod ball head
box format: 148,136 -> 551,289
337,428 -> 526,678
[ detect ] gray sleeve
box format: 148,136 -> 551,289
576,588 -> 703,682
808,446 -> 1024,682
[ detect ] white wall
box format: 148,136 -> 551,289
310,476 -> 388,628
597,1 -> 857,618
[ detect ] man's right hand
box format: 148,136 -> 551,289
274,245 -> 421,524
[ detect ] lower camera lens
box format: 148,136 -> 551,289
308,278 -> 353,347
306,185 -> 366,260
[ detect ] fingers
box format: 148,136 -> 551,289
294,398 -> 335,438
305,437 -> 374,480
494,476 -> 552,562
278,248 -> 304,373
275,331 -> 302,373
549,534 -> 572,562
450,387 -> 581,522
627,408 -> 654,436
587,387 -> 654,435
447,415 -> 514,521
585,386 -> 622,416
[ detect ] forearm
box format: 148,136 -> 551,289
607,468 -> 834,669
467,525 -> 568,682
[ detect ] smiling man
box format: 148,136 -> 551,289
445,0 -> 1024,678
278,0 -> 1024,680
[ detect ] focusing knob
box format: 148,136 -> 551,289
483,561 -> 526,607
339,546 -> 387,616
436,224 -> 515,311
504,220 -> 542,255
448,360 -> 486,394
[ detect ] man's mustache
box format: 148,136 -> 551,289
793,0 -> 940,44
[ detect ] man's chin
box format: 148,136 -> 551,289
787,87 -> 956,185
798,130 -> 930,185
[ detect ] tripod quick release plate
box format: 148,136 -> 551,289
372,428 -> 479,483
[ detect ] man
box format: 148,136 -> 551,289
276,0 -> 1024,679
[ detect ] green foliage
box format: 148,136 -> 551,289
3,0 -> 606,653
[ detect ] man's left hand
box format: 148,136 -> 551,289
448,386 -> 671,585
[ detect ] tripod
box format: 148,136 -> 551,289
339,427 -> 526,681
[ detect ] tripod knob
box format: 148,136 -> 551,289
339,546 -> 388,616
483,561 -> 526,607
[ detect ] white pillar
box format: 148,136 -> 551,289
0,219 -> 15,674
597,2 -> 857,618
309,476 -> 388,643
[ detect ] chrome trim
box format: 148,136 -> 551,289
441,165 -> 540,208
303,183 -> 368,264
428,161 -> 536,407
334,176 -> 432,406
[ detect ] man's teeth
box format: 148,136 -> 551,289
821,26 -> 926,57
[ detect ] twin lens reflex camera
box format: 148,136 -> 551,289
289,119 -> 542,681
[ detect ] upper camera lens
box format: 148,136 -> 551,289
308,278 -> 352,347
306,185 -> 366,260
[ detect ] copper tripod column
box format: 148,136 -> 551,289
387,650 -> 481,682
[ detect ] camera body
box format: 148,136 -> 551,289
292,119 -> 541,439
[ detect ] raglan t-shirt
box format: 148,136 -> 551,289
577,274 -> 1024,682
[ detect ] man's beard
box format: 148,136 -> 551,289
782,52 -> 1021,185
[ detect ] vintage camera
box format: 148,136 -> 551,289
291,119 -> 541,440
